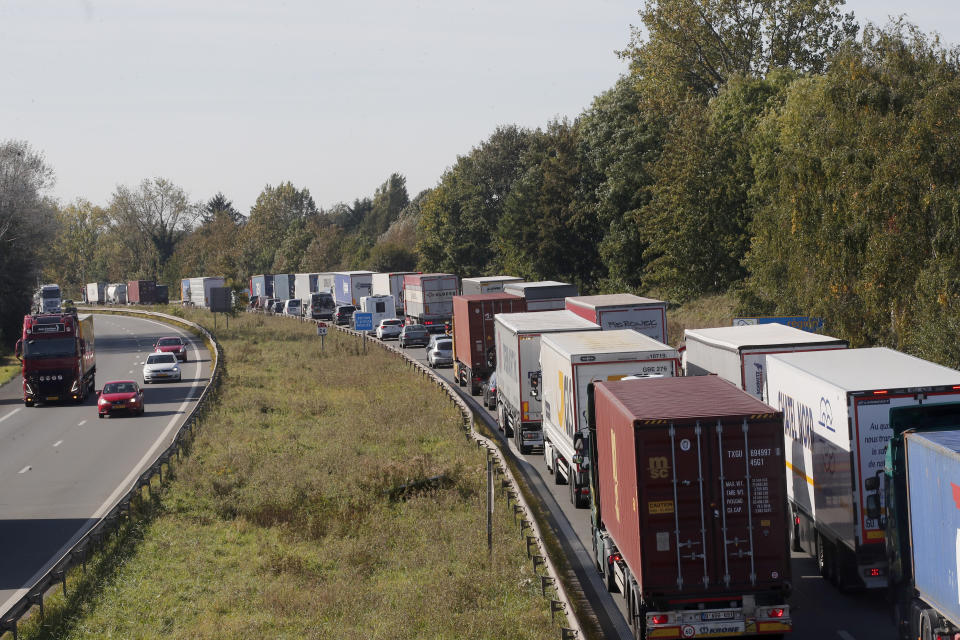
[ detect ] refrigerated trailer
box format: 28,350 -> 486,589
333,271 -> 374,307
294,273 -> 320,303
188,277 -> 226,308
403,273 -> 458,331
249,274 -> 274,299
85,282 -> 106,305
274,274 -> 294,301
765,347 -> 960,590
565,294 -> 668,342
372,272 -> 418,314
588,376 -> 792,638
540,330 -> 679,509
460,276 -> 523,295
502,281 -> 578,311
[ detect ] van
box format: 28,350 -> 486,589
308,292 -> 335,320
283,299 -> 302,316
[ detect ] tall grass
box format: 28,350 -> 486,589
21,311 -> 559,639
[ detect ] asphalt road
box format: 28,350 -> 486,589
0,313 -> 210,617
394,336 -> 894,640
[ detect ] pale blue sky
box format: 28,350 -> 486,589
2,1 -> 957,214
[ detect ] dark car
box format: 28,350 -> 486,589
97,380 -> 145,418
271,299 -> 284,314
334,305 -> 356,326
153,336 -> 188,362
482,371 -> 497,409
398,324 -> 430,348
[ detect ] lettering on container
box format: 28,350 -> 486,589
649,456 -> 669,480
779,391 -> 814,451
648,500 -> 675,515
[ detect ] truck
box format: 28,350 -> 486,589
294,273 -> 320,303
403,273 -> 459,332
502,280 -> 578,311
188,277 -> 226,308
180,278 -> 191,304
34,284 -> 62,313
316,272 -> 336,294
764,347 -> 960,590
249,274 -> 274,299
372,272 -> 419,315
105,283 -> 127,305
334,271 -> 375,307
540,330 -> 680,509
156,284 -> 169,304
587,376 -> 792,639
460,276 -> 523,295
127,280 -> 157,304
684,324 -> 848,399
885,404 -> 960,640
273,274 -> 295,301
494,310 -> 599,454
307,292 -> 336,320
565,294 -> 668,343
359,295 -> 396,332
452,293 -> 527,395
85,282 -> 106,305
15,312 -> 96,406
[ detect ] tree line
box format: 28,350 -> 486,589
3,0 -> 960,369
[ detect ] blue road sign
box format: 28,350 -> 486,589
353,312 -> 374,332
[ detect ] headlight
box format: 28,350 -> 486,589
173,366 -> 179,372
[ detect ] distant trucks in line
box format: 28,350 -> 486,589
403,273 -> 458,332
372,272 -> 419,315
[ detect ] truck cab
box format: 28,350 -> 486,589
16,313 -> 96,406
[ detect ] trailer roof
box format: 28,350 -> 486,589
461,276 -> 523,283
504,280 -> 571,290
566,294 -> 665,309
495,310 -> 598,333
769,347 -> 960,392
542,329 -> 674,356
454,293 -> 523,302
684,324 -> 846,351
598,376 -> 776,421
911,430 -> 960,459
333,270 -> 375,276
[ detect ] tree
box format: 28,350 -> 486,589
203,192 -> 243,224
240,182 -> 318,275
44,199 -> 109,291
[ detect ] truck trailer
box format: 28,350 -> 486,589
372,272 -> 419,314
588,376 -> 792,639
684,324 -> 848,399
156,284 -> 169,304
503,280 -> 578,311
460,276 -> 523,295
127,280 -> 157,304
540,330 -> 680,509
249,274 -> 274,299
765,347 -> 960,590
403,273 -> 458,332
565,294 -> 668,342
85,282 -> 106,305
105,283 -> 127,305
451,293 -> 526,395
333,271 -> 374,307
494,310 -> 599,454
188,277 -> 226,308
294,273 -> 320,303
15,312 -> 96,405
273,274 -> 295,301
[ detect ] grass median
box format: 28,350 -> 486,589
20,310 -> 561,640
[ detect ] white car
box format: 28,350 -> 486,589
142,352 -> 181,384
376,318 -> 404,340
427,337 -> 453,368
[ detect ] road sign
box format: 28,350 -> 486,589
316,324 -> 327,336
353,312 -> 373,332
209,287 -> 232,313
733,316 -> 825,333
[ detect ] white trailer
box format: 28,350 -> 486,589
461,276 -> 523,295
372,272 -> 417,314
765,347 -> 960,590
316,272 -> 336,294
188,276 -> 226,308
540,330 -> 680,508
565,294 -> 668,342
359,294 -> 397,333
684,324 -> 848,399
294,273 -> 321,303
494,310 -> 599,454
105,283 -> 127,305
85,282 -> 106,305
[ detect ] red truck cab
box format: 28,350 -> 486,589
15,312 -> 96,406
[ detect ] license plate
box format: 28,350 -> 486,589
114,403 -> 126,409
46,396 -> 59,401
156,373 -> 168,377
701,612 -> 736,621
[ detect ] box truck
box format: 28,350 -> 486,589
494,310 -> 599,454
684,324 -> 848,399
333,271 -> 374,307
765,347 -> 960,590
127,280 -> 157,304
588,376 -> 792,638
403,273 -> 459,332
565,294 -> 668,342
452,293 -> 526,395
540,330 -> 680,508
503,280 -> 578,311
372,272 -> 418,314
85,282 -> 106,305
461,276 -> 524,295
188,277 -> 226,308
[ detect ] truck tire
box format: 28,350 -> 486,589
920,610 -> 934,640
470,380 -> 481,396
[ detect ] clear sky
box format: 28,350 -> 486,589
3,1 -> 957,214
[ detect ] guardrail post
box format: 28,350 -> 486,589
550,600 -> 566,623
560,629 -> 578,639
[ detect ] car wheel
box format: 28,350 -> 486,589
98,413 -> 104,419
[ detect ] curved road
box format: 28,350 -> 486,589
0,313 -> 210,617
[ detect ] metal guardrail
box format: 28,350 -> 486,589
0,308 -> 223,639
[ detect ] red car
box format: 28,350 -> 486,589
97,380 -> 145,418
154,336 -> 188,362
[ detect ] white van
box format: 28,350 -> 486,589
359,294 -> 396,332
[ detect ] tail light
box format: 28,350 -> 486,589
767,608 -> 784,618
650,615 -> 669,625
794,516 -> 800,525
608,552 -> 622,564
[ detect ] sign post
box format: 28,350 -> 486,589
316,322 -> 327,351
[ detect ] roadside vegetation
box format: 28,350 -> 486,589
19,310 -> 560,640
0,353 -> 18,387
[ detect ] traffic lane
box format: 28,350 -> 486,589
0,314 -> 209,604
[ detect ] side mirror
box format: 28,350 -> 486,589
865,494 -> 881,521
14,339 -> 22,362
864,476 -> 879,491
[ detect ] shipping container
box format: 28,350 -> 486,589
565,294 -> 668,342
451,293 -> 526,394
494,310 -> 599,453
461,276 -> 524,295
372,272 -> 419,314
188,277 -> 226,308
250,274 -> 274,299
84,282 -> 106,305
589,376 -> 791,637
403,273 -> 459,331
127,280 -> 157,304
765,347 -> 960,590
273,274 -> 295,301
685,324 -> 848,399
333,271 -> 374,307
503,280 -> 578,311
155,284 -> 169,304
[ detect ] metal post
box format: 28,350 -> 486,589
487,454 -> 493,556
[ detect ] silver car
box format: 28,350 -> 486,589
427,338 -> 453,368
142,352 -> 181,383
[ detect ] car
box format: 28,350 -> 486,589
422,320 -> 449,335
283,299 -> 302,316
482,372 -> 497,409
153,335 -> 188,362
143,352 -> 182,383
271,299 -> 284,313
426,337 -> 453,368
97,380 -> 145,418
398,324 -> 430,348
333,305 -> 356,326
376,318 -> 403,340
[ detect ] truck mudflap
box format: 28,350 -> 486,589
645,604 -> 791,638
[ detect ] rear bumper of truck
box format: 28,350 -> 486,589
645,603 -> 791,638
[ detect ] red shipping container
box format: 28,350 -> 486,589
126,280 -> 157,304
452,293 -> 526,392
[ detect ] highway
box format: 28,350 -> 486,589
0,313 -> 210,617
394,336 -> 893,640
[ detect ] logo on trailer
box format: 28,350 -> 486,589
648,456 -> 669,479
818,397 -> 835,433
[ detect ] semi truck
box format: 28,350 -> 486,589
587,376 -> 793,639
127,280 -> 157,304
250,274 -> 274,299
105,283 -> 127,305
565,294 -> 668,343
540,330 -> 680,509
460,276 -> 523,295
15,312 -> 96,406
403,273 -> 458,332
188,277 -> 226,308
684,324 -> 848,399
494,310 -> 599,454
372,271 -> 419,314
294,273 -> 320,303
451,293 -> 526,395
502,280 -> 578,311
334,271 -> 374,307
273,274 -> 295,301
34,284 -> 62,313
85,282 -> 106,305
885,403 -> 960,640
764,347 -> 960,590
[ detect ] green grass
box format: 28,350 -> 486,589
666,292 -> 738,346
16,310 -> 562,640
0,355 -> 18,387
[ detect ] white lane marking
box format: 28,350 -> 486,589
78,419 -> 87,426
0,408 -> 22,424
18,465 -> 31,474
838,632 -> 856,640
53,440 -> 63,447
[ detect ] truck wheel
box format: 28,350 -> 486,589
920,611 -> 934,640
470,381 -> 481,396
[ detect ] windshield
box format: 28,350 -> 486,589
147,354 -> 176,364
157,338 -> 181,346
42,289 -> 60,298
383,319 -> 402,326
23,338 -> 75,358
103,382 -> 137,394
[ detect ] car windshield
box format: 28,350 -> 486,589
382,319 -> 402,326
147,354 -> 176,364
103,382 -> 136,394
23,338 -> 75,358
157,338 -> 181,346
